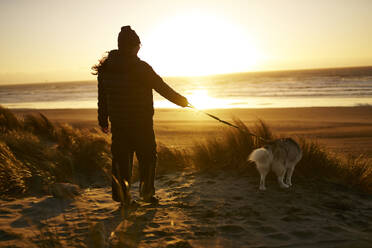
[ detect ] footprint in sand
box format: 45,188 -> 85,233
236,206 -> 260,218
217,224 -> 245,234
75,226 -> 90,235
76,222 -> 89,228
193,226 -> 217,237
291,230 -> 315,239
0,208 -> 12,215
5,204 -> 24,210
232,196 -> 243,201
281,214 -> 307,222
148,222 -> 160,228
58,231 -> 72,237
0,229 -> 23,241
10,217 -> 31,228
267,233 -> 291,241
165,241 -> 193,248
255,226 -> 277,234
165,180 -> 178,186
322,225 -> 346,233
206,180 -> 216,184
199,199 -> 217,205
245,220 -> 262,225
323,200 -> 354,211
152,230 -> 170,237
196,209 -> 218,219
92,207 -> 111,214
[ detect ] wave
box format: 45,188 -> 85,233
1,68 -> 372,108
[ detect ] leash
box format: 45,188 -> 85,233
186,103 -> 268,142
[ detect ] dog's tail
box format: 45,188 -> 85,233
248,148 -> 272,165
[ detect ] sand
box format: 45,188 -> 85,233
12,106 -> 372,157
1,106 -> 372,247
1,172 -> 372,247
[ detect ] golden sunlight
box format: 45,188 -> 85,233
140,11 -> 263,76
187,89 -> 224,109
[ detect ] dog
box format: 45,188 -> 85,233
248,138 -> 302,190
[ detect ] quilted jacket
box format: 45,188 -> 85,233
97,50 -> 187,129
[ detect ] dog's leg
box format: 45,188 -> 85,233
285,164 -> 295,186
259,172 -> 268,191
257,162 -> 270,191
273,162 -> 289,189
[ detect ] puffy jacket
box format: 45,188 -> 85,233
97,50 -> 187,128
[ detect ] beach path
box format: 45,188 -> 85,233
1,171 -> 372,247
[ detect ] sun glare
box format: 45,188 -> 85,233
187,89 -> 224,109
140,11 -> 262,76
154,88 -> 230,109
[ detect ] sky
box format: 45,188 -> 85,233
0,0 -> 371,84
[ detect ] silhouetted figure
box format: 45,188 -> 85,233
93,26 -> 188,205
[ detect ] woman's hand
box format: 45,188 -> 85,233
179,96 -> 189,108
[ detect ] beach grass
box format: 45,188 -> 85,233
1,105 -> 371,199
188,119 -> 372,192
0,105 -> 112,197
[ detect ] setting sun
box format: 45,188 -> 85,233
187,89 -> 222,109
140,11 -> 263,76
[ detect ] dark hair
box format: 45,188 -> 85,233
91,51 -> 109,75
92,26 -> 140,75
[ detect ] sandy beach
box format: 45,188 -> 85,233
1,171 -> 372,247
1,106 -> 371,247
12,106 -> 372,157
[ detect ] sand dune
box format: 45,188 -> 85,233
1,171 -> 372,247
2,106 -> 371,247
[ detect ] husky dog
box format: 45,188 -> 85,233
248,138 -> 302,190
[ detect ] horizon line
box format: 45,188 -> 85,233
1,64 -> 371,86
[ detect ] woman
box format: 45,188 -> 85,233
93,26 -> 188,205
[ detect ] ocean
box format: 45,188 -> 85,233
1,67 -> 372,109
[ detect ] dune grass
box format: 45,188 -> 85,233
1,105 -> 371,199
188,120 -> 372,193
0,105 -> 112,197
190,119 -> 270,172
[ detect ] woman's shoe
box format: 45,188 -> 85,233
143,196 -> 159,204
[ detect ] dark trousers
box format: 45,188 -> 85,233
111,121 -> 157,202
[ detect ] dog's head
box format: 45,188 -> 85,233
263,140 -> 277,151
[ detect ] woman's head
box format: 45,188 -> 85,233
92,26 -> 140,75
118,26 -> 141,54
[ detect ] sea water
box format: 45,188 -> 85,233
1,67 -> 372,109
